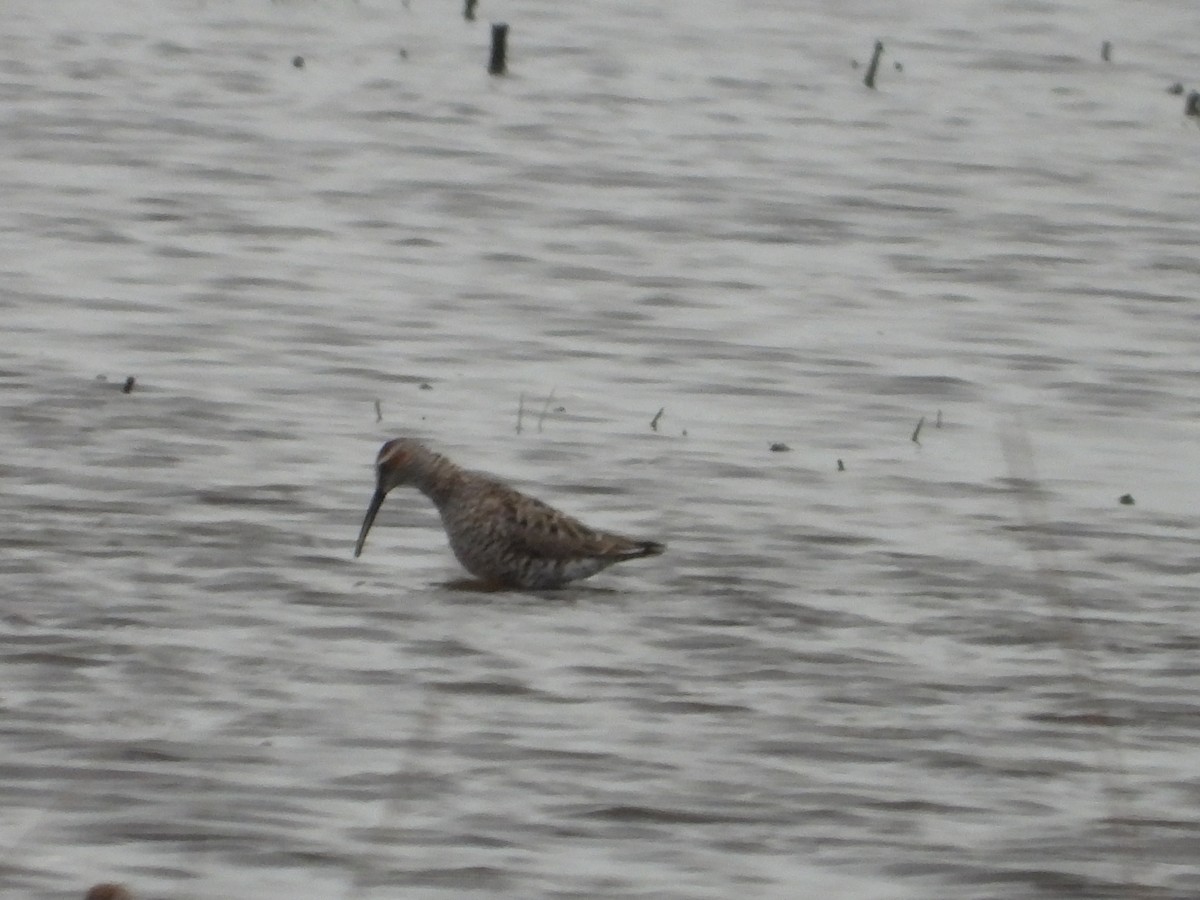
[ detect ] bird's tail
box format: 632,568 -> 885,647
627,540 -> 665,558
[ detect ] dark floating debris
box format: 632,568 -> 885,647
419,382 -> 432,390
1118,493 -> 1135,506
85,885 -> 134,900
464,0 -> 477,21
292,55 -> 304,68
1168,82 -> 1185,95
1101,40 -> 1112,62
122,376 -> 136,394
864,40 -> 884,89
911,416 -> 924,445
488,22 -> 508,75
1186,90 -> 1200,117
650,407 -> 664,432
894,61 -> 903,72
769,442 -> 790,452
837,458 -> 845,472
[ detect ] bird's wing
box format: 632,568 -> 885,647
480,484 -> 636,561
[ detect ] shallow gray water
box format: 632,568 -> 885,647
2,0 -> 1199,897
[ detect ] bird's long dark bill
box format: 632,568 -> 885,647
353,488 -> 387,558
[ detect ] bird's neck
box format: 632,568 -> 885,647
411,451 -> 467,508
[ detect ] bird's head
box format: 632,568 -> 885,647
353,438 -> 432,558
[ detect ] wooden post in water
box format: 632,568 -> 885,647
863,40 -> 883,89
464,0 -> 477,21
1101,40 -> 1112,62
488,23 -> 508,75
1186,90 -> 1200,117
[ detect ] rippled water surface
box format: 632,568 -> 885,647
3,0 -> 1200,897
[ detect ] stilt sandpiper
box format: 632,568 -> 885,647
353,438 -> 665,588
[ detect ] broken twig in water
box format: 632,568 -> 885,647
911,416 -> 924,445
374,399 -> 382,423
536,388 -> 556,433
864,40 -> 884,89
516,392 -> 525,435
936,409 -> 943,429
650,407 -> 664,431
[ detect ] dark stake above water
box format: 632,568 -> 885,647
1186,90 -> 1200,117
122,376 -> 136,393
864,40 -> 884,89
911,416 -> 924,444
464,0 -> 477,20
1101,40 -> 1112,62
488,22 -> 508,75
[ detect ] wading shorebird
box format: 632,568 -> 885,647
353,438 -> 665,588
